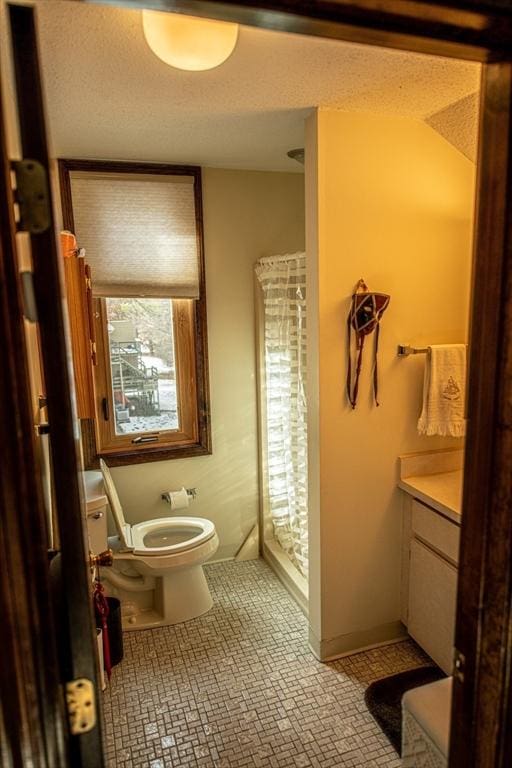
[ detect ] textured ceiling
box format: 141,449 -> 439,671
35,0 -> 481,171
426,93 -> 480,163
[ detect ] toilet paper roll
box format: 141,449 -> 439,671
167,487 -> 190,511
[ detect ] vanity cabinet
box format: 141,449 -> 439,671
408,538 -> 458,673
402,496 -> 461,675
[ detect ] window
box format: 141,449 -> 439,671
59,160 -> 211,466
105,298 -> 178,436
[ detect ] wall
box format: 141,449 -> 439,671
306,108 -> 475,659
0,3 -> 304,560
110,168 -> 305,560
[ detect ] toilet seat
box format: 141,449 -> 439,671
99,459 -> 215,557
131,517 -> 216,556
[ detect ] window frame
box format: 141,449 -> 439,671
58,158 -> 211,467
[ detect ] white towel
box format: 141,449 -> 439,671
417,344 -> 466,437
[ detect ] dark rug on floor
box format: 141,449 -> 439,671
364,665 -> 446,755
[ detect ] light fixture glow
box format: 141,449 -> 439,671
142,11 -> 239,72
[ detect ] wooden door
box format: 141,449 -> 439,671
0,4 -> 104,766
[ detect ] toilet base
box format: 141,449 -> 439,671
107,564 -> 214,630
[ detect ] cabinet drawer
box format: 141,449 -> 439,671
412,499 -> 460,565
408,539 -> 457,674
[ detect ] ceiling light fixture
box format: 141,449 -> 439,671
142,11 -> 239,72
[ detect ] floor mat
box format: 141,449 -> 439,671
364,665 -> 446,754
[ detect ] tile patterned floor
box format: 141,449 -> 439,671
103,559 -> 427,768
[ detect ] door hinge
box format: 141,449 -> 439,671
11,159 -> 51,234
65,678 -> 96,735
453,648 -> 466,683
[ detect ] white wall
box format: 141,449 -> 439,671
306,108 -> 475,659
111,168 -> 305,560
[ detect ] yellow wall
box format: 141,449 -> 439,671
306,109 -> 475,658
110,168 -> 305,559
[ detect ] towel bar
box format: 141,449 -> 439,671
397,345 -> 429,357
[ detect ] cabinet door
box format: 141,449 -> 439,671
61,231 -> 96,418
408,538 -> 458,673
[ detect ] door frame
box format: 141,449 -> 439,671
1,1 -> 511,766
1,4 -> 104,767
0,54 -> 68,768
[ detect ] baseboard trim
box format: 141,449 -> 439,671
263,540 -> 309,617
309,620 -> 407,661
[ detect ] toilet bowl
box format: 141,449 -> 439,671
88,460 -> 219,630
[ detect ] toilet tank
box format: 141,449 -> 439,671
84,470 -> 108,554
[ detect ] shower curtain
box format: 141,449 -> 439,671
255,252 -> 308,577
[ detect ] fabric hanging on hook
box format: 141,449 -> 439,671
346,279 -> 390,409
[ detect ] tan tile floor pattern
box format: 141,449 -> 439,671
103,559 -> 428,767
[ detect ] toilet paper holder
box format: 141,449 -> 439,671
161,487 -> 197,503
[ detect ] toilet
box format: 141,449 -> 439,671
85,461 -> 219,630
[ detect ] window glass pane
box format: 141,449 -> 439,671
106,298 -> 179,435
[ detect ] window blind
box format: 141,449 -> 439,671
69,171 -> 200,298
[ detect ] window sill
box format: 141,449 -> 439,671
81,420 -> 211,468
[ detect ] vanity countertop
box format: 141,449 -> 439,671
399,469 -> 463,524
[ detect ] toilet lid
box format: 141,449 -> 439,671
131,517 -> 216,556
99,459 -> 133,550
